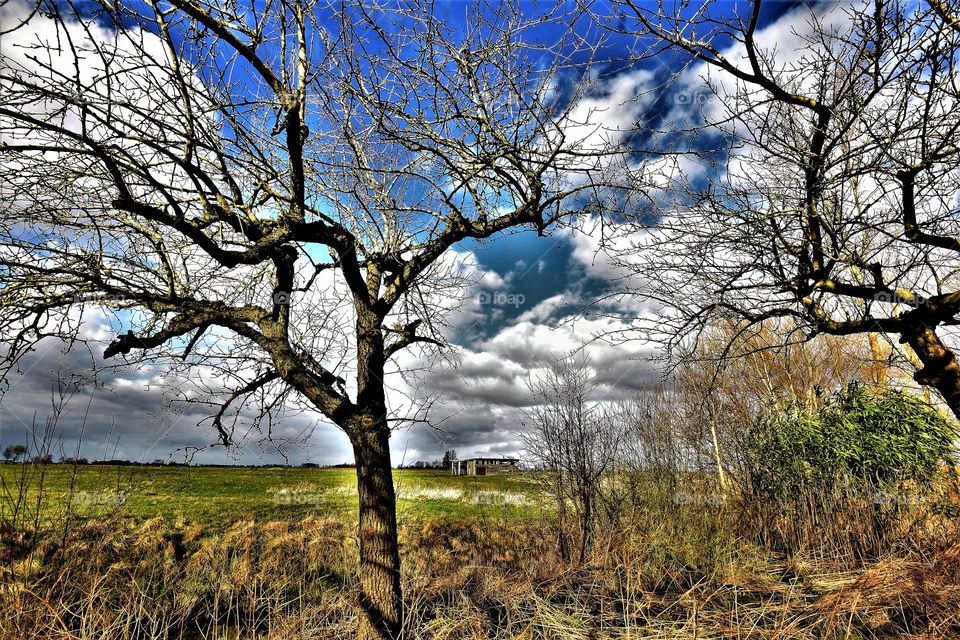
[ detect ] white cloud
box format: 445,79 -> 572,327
664,2 -> 859,131
552,68 -> 656,154
515,293 -> 573,324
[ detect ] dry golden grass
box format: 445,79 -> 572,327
2,505 -> 959,640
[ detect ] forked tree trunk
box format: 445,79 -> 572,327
350,424 -> 403,639
901,325 -> 960,421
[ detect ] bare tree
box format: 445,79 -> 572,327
611,0 -> 960,418
2,444 -> 27,463
0,1 -> 632,636
521,354 -> 627,563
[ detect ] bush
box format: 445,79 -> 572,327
747,384 -> 956,495
743,384 -> 958,550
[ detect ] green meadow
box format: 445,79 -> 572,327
0,464 -> 541,527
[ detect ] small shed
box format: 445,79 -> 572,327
450,457 -> 519,476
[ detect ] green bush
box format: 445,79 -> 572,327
745,383 -> 958,504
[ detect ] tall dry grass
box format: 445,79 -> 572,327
2,483 -> 959,639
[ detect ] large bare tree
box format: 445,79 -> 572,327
0,1 -> 630,636
612,0 -> 960,419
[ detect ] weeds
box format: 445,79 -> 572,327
2,491 -> 959,639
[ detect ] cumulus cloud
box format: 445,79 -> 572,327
663,2 -> 858,132
553,67 -> 657,155
388,299 -> 662,461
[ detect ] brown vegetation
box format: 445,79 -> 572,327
2,475 -> 959,639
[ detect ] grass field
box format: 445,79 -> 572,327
0,463 -> 542,527
4,462 -> 960,639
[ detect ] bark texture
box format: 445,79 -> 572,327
351,425 -> 402,639
902,325 -> 960,421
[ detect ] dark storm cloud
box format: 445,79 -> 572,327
394,331 -> 664,462
0,336 -> 351,465
0,300 -> 663,468
426,367 -> 530,408
392,402 -> 526,462
590,351 -> 662,395
0,322 -> 659,467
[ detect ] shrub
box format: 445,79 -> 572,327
747,384 -> 956,496
742,384 -> 958,550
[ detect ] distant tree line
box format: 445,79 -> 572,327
0,448 -> 364,468
1,444 -> 27,462
400,460 -> 445,470
400,451 -> 457,470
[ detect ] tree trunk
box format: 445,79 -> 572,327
578,491 -> 592,564
707,400 -> 728,497
554,473 -> 570,563
351,424 -> 403,639
901,325 -> 960,420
